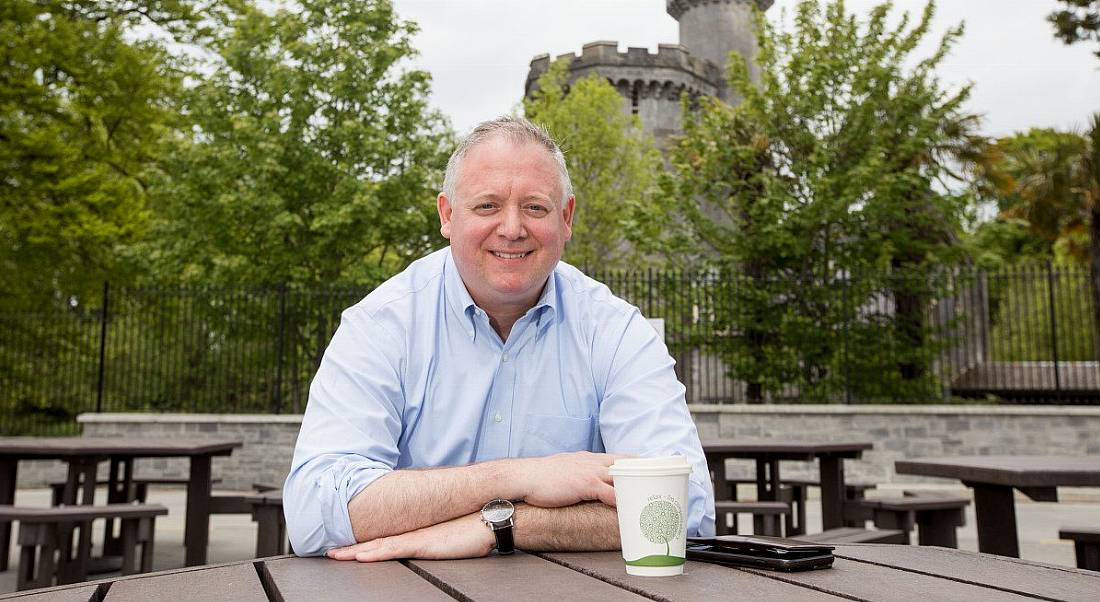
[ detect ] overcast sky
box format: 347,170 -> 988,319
391,0 -> 1100,138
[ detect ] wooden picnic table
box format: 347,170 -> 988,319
895,455 -> 1100,558
0,437 -> 241,567
703,440 -> 873,533
2,545 -> 1097,601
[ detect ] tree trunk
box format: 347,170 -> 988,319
891,259 -> 927,382
743,260 -> 766,404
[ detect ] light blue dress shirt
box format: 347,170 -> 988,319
284,247 -> 716,555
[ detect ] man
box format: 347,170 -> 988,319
284,116 -> 714,561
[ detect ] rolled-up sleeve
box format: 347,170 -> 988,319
596,310 -> 716,537
283,309 -> 406,556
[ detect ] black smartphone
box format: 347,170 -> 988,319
685,536 -> 835,572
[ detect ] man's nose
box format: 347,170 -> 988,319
496,206 -> 527,239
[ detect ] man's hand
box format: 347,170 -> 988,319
327,513 -> 494,562
516,451 -> 618,508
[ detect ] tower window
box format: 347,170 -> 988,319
631,85 -> 639,115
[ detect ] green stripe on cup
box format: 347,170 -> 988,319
625,555 -> 686,567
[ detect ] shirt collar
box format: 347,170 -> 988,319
443,248 -> 561,340
443,249 -> 479,340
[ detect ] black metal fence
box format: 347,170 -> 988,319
1,264 -> 1097,434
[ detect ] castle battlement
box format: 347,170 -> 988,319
527,41 -> 721,86
524,0 -> 768,148
666,0 -> 774,20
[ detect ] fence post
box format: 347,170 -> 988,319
842,275 -> 852,405
95,281 -> 110,413
1046,262 -> 1061,393
274,283 -> 287,414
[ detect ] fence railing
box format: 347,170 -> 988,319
1,263 -> 1097,434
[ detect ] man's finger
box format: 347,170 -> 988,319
327,542 -> 370,560
354,534 -> 417,562
597,482 -> 617,507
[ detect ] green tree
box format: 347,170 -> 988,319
664,0 -> 979,401
986,120 -> 1100,356
1049,0 -> 1100,58
0,1 -> 205,311
523,60 -> 663,269
145,0 -> 452,288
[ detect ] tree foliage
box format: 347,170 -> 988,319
523,60 -> 663,270
143,0 -> 452,288
0,1 -> 207,311
982,118 -> 1100,354
1049,0 -> 1100,58
663,0 -> 980,401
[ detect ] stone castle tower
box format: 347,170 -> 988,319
525,0 -> 773,148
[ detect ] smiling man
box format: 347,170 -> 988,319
283,117 -> 714,561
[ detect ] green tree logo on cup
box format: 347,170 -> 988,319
628,499 -> 684,566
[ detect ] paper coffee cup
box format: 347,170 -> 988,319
609,455 -> 692,576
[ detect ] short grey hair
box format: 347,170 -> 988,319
441,116 -> 573,205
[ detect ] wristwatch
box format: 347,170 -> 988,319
480,499 -> 515,555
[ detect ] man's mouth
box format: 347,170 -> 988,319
490,251 -> 532,259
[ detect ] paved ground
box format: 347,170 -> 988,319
0,484 -> 1097,594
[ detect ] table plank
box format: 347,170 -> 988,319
834,544 -> 1100,602
742,555 -> 1040,601
703,440 -> 872,458
262,557 -> 452,601
895,456 -> 1100,487
542,551 -> 847,601
104,562 -> 267,602
0,585 -> 100,601
409,551 -> 647,602
0,438 -> 241,458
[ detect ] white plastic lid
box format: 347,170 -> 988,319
608,455 -> 692,477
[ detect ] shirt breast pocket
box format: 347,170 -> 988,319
520,413 -> 598,457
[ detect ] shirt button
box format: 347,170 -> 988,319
501,353 -> 509,362
494,413 -> 503,423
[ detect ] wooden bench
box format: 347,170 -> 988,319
0,504 -> 167,591
209,489 -> 289,558
714,501 -> 791,537
48,477 -> 223,506
1059,527 -> 1100,571
246,491 -> 289,557
854,494 -> 970,547
727,477 -> 877,535
794,527 -> 908,544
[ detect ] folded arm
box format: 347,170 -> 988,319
347,452 -> 619,543
329,501 -> 619,562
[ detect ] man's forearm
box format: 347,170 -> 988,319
347,452 -> 618,544
514,502 -> 620,552
348,460 -> 523,542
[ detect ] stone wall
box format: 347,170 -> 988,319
11,406 -> 1099,491
692,405 -> 1100,485
15,414 -> 302,491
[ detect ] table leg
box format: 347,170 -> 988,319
0,459 -> 17,571
57,458 -> 98,583
819,456 -> 846,530
754,460 -> 781,535
969,482 -> 1020,557
103,458 -> 134,556
705,453 -> 730,500
185,455 -> 213,566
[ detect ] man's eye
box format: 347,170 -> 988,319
475,203 -> 496,211
526,205 -> 549,215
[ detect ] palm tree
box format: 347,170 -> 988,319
993,114 -> 1100,356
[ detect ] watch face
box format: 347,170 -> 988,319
482,499 -> 514,522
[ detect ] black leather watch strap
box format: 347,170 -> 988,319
493,525 -> 515,555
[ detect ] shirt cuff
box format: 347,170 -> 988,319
322,460 -> 392,549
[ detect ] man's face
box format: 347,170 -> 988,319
438,136 -> 574,313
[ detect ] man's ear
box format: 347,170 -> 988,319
562,195 -> 575,241
437,192 -> 453,239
